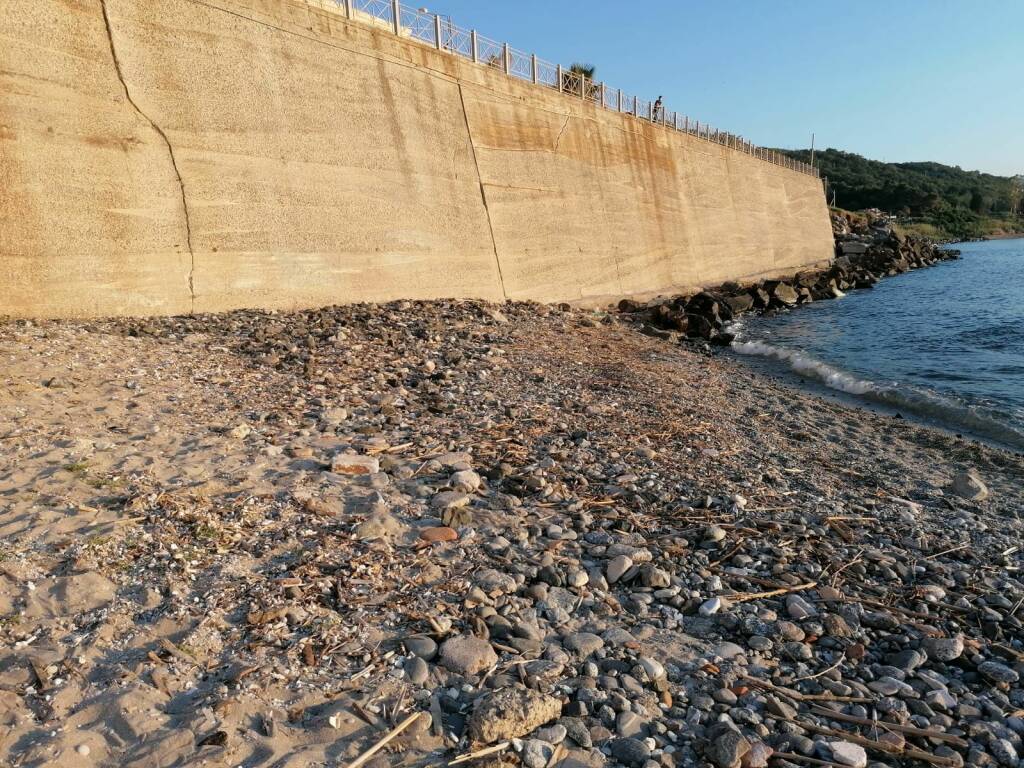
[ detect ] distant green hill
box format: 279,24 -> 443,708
780,148 -> 1024,240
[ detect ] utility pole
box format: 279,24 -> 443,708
810,132 -> 816,170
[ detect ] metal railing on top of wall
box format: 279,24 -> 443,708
314,0 -> 820,179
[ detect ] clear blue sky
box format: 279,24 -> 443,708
418,0 -> 1023,177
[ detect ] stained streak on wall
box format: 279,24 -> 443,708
0,0 -> 834,317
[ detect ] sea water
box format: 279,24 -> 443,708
730,237 -> 1024,451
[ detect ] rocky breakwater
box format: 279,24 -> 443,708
621,212 -> 960,346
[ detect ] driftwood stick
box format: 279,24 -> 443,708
345,711 -> 424,768
730,582 -> 818,604
771,753 -> 844,767
447,741 -> 511,766
740,675 -> 872,704
790,718 -> 961,767
809,705 -> 969,748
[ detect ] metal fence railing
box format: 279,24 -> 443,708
316,0 -> 820,179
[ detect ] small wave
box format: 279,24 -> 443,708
732,340 -> 875,395
732,339 -> 1024,450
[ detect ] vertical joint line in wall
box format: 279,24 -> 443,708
100,0 -> 196,313
457,83 -> 508,302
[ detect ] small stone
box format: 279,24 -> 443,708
978,660 -> 1019,684
521,739 -> 554,768
474,569 -> 517,594
353,509 -> 405,541
468,688 -> 562,743
450,469 -> 482,492
404,636 -> 437,660
637,657 -> 665,681
419,526 -> 458,543
564,633 -> 605,656
786,594 -> 817,620
990,739 -> 1018,767
609,737 -> 651,766
76,745 -> 91,757
534,724 -> 567,744
405,656 -> 429,685
707,729 -> 751,768
700,597 -> 723,616
438,635 -> 498,677
922,636 -> 964,661
616,711 -> 647,738
607,555 -> 634,584
829,741 -> 867,768
948,470 -> 989,501
330,453 -> 379,475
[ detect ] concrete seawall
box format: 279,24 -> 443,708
1,0 -> 835,317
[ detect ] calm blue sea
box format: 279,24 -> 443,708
730,237 -> 1024,450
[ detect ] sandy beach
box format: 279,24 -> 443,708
1,301 -> 1022,768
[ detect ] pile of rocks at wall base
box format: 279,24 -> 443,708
620,213 -> 960,345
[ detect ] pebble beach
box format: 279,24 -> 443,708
1,299 -> 1022,768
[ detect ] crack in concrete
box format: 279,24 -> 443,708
457,83 -> 508,302
100,0 -> 196,312
553,112 -> 571,152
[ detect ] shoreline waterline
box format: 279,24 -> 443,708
726,238 -> 1024,453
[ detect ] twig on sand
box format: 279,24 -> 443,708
786,718 -> 962,767
730,582 -> 817,604
808,706 -> 969,748
345,711 -> 425,768
740,676 -> 871,704
447,742 -> 511,766
772,753 -> 844,767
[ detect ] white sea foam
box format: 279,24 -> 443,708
730,337 -> 1024,449
732,340 -> 875,395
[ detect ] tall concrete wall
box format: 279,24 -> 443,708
0,0 -> 834,317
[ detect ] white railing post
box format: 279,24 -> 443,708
434,14 -> 442,49
556,64 -> 563,92
600,83 -> 606,109
391,0 -> 400,35
531,54 -> 538,84
471,30 -> 478,62
580,75 -> 586,100
344,0 -> 352,18
502,43 -> 510,74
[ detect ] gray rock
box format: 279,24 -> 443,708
615,711 -> 647,738
922,636 -> 964,661
609,738 -> 651,766
700,597 -> 723,616
990,738 -> 1018,767
534,724 -> 567,744
474,568 -> 517,594
607,555 -> 633,584
707,729 -> 751,768
405,656 -> 429,685
978,660 -> 1019,684
404,636 -> 438,660
564,633 -> 605,656
521,739 -> 554,768
828,741 -> 867,768
449,469 -> 482,492
786,593 -> 817,620
948,470 -> 989,501
438,635 -> 498,676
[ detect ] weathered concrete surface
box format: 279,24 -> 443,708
1,0 -> 833,317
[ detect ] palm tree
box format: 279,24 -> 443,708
563,62 -> 597,98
